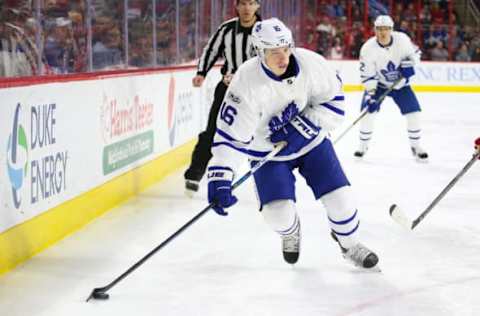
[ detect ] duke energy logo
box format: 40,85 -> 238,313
6,103 -> 29,209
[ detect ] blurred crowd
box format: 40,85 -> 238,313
0,0 -> 200,77
303,0 -> 480,62
1,0 -> 479,78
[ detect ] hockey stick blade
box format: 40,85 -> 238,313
389,204 -> 413,230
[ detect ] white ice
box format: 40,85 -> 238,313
1,92 -> 479,316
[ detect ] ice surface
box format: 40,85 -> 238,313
1,92 -> 479,316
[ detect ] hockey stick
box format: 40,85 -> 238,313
389,149 -> 480,230
333,77 -> 404,145
86,141 -> 286,302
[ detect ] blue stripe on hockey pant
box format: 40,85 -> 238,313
321,186 -> 360,248
251,138 -> 350,207
360,85 -> 421,115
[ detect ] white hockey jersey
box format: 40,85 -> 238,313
210,48 -> 345,173
359,31 -> 421,91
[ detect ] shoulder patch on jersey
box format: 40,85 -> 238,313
228,91 -> 242,104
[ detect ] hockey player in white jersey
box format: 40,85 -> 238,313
206,18 -> 379,269
355,15 -> 428,162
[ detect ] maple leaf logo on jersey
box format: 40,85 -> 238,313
268,101 -> 299,133
380,61 -> 401,82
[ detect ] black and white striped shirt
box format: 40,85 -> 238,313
197,15 -> 260,77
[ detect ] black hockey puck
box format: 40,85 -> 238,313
389,204 -> 397,215
92,291 -> 110,300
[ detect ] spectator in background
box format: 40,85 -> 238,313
430,2 -> 445,25
316,16 -> 335,56
331,0 -> 345,18
402,3 -> 417,24
44,17 -> 75,74
0,5 -> 40,77
304,32 -> 318,52
455,43 -> 471,62
130,30 -> 153,67
471,46 -> 480,62
420,3 -> 432,27
447,27 -> 462,53
69,9 -> 87,72
423,24 -> 446,54
350,22 -> 365,59
156,15 -> 175,65
44,0 -> 70,18
92,15 -> 113,44
430,40 -> 448,61
463,25 -> 475,45
352,6 -> 362,22
397,20 -> 411,37
92,24 -> 123,70
330,36 -> 344,59
368,0 -> 388,17
468,31 -> 480,57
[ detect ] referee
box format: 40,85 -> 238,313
185,0 -> 261,196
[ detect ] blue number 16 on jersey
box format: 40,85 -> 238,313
220,102 -> 238,126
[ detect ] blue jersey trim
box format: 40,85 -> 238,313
216,128 -> 252,144
212,141 -> 269,157
261,63 -> 282,81
376,36 -> 393,48
260,55 -> 299,82
321,102 -> 345,116
361,76 -> 377,83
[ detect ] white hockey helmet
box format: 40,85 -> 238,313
374,15 -> 394,28
252,18 -> 294,59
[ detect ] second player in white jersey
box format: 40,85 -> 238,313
207,18 -> 379,269
360,30 -> 420,91
355,15 -> 429,162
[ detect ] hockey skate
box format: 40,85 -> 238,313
330,231 -> 379,269
281,222 -> 301,264
184,179 -> 199,198
411,146 -> 429,163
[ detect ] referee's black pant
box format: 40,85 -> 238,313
184,80 -> 228,182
